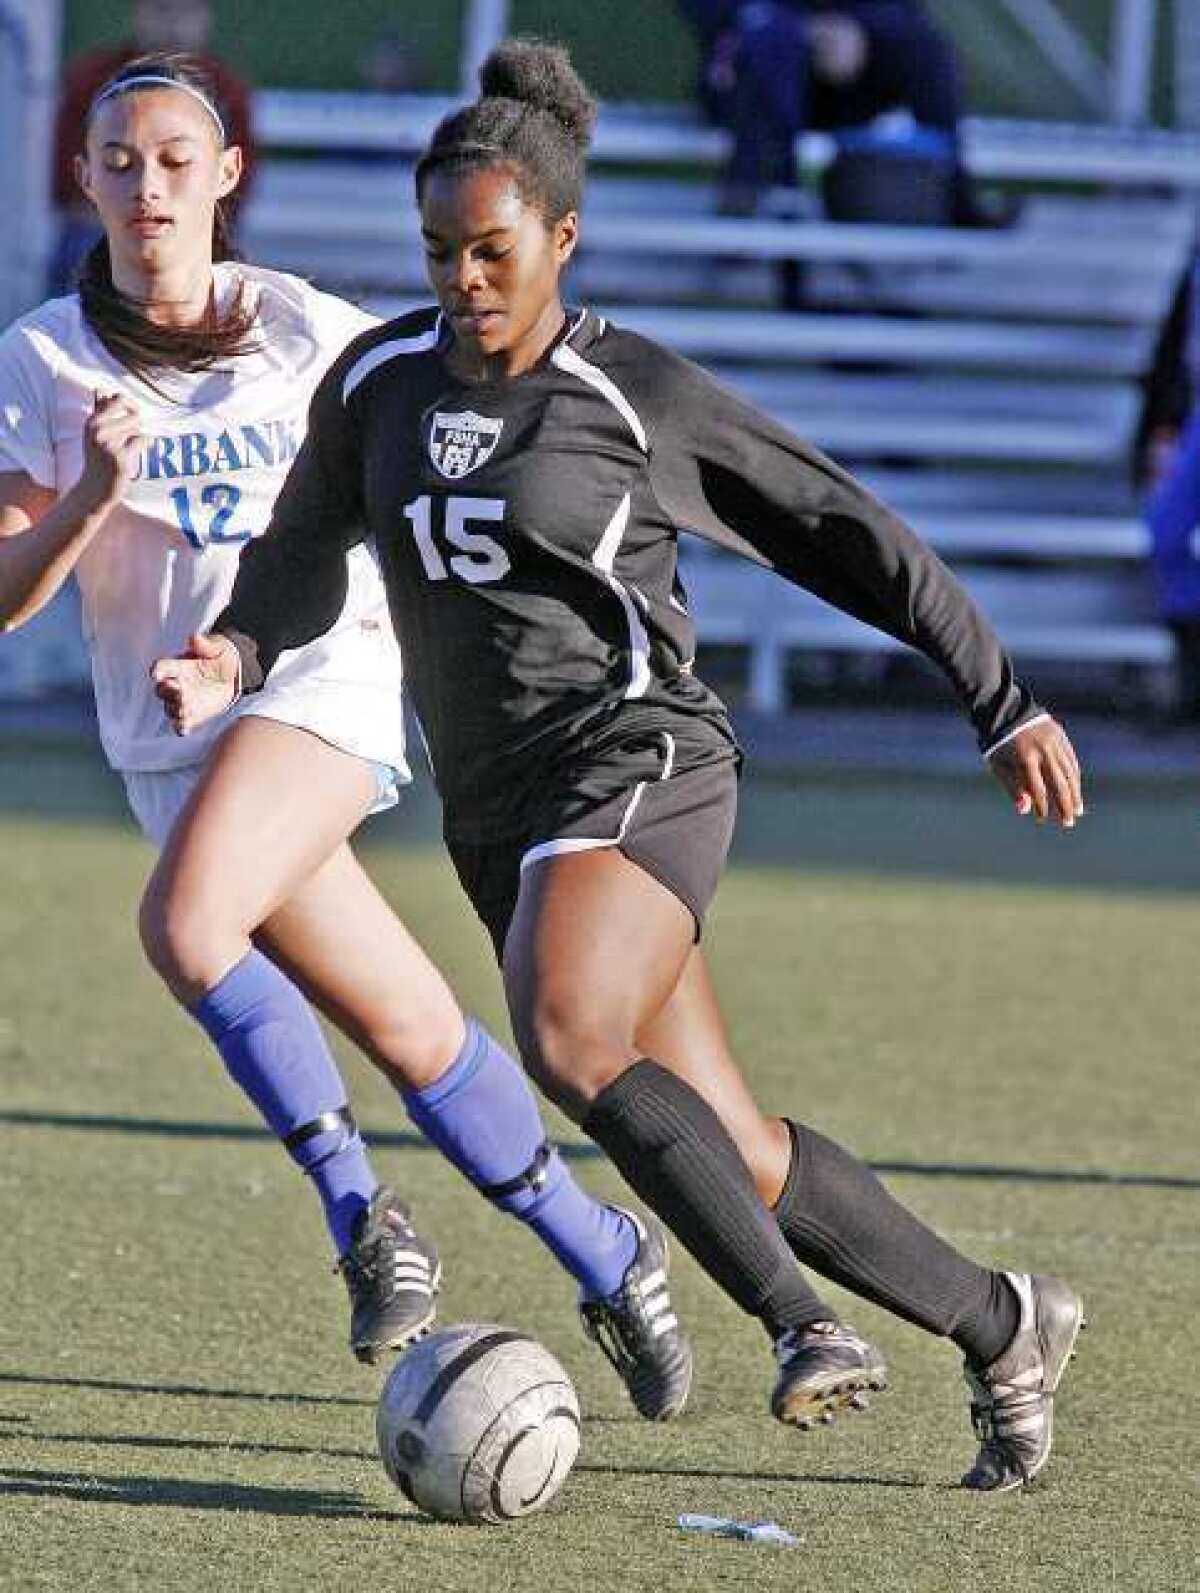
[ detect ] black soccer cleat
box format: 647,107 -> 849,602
771,1319 -> 888,1429
579,1208 -> 693,1421
337,1186 -> 441,1365
961,1271 -> 1084,1494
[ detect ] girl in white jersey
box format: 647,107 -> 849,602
0,54 -> 690,1412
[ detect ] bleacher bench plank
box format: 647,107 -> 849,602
254,162 -> 1194,242
719,370 -> 1136,465
250,235 -> 1183,326
858,468 -> 1138,519
677,555 -> 1171,715
682,509 -> 1148,560
592,306 -> 1153,378
362,297 -> 1152,378
244,193 -> 1180,276
255,90 -> 1200,188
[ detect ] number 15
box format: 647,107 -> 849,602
403,495 -> 510,585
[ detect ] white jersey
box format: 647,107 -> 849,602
0,263 -> 408,776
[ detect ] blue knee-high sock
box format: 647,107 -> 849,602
401,1019 -> 637,1298
191,949 -> 376,1257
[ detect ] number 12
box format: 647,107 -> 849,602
169,483 -> 251,549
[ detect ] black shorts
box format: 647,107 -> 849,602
445,732 -> 740,961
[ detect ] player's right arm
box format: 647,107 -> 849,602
0,393 -> 142,631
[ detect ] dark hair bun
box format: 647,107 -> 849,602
479,38 -> 595,152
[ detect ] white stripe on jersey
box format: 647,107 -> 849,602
342,318 -> 443,403
591,493 -> 652,700
660,731 -> 676,780
550,341 -> 649,454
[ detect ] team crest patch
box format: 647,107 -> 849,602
429,410 -> 504,479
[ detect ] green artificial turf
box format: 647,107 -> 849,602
0,740 -> 1196,1590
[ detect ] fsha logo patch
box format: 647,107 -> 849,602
429,410 -> 504,480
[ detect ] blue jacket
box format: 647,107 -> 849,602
681,0 -> 929,44
1147,404 -> 1200,618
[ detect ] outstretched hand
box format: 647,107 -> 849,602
151,632 -> 240,736
987,716 -> 1084,829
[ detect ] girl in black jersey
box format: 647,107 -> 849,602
156,39 -> 1085,1493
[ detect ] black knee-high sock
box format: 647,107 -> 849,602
773,1121 -> 1017,1364
583,1060 -> 831,1338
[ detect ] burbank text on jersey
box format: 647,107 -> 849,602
132,416 -> 303,482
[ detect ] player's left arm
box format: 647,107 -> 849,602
642,350 -> 1084,827
213,353 -> 371,692
153,352 -> 369,741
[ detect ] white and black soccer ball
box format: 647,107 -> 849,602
376,1323 -> 581,1524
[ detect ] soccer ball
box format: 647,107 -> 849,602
376,1323 -> 581,1524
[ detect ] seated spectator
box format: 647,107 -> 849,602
50,0 -> 255,294
1132,253 -> 1200,492
1146,393 -> 1200,722
677,0 -> 1008,226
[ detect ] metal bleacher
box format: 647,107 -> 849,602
238,91 -> 1198,710
3,92 -> 1193,709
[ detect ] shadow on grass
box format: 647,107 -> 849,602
0,1428 -> 373,1463
869,1159 -> 1200,1192
574,1460 -> 925,1491
0,1109 -> 430,1151
0,1466 -> 400,1520
2,1428 -> 943,1501
0,1371 -> 370,1409
3,1110 -> 1197,1190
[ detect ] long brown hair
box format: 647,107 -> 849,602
77,54 -> 260,388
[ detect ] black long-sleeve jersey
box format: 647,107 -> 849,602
218,306 -> 1041,841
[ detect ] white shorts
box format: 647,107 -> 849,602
123,729 -> 404,848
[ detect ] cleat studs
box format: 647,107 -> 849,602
848,1393 -> 870,1411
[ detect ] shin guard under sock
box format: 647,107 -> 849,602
774,1120 -> 1018,1358
583,1060 -> 830,1337
192,950 -> 375,1255
402,1019 -> 637,1297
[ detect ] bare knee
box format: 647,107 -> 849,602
138,870 -> 241,1004
355,1001 -> 468,1092
514,991 -> 635,1120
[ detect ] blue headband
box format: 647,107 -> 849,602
89,74 -> 226,140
